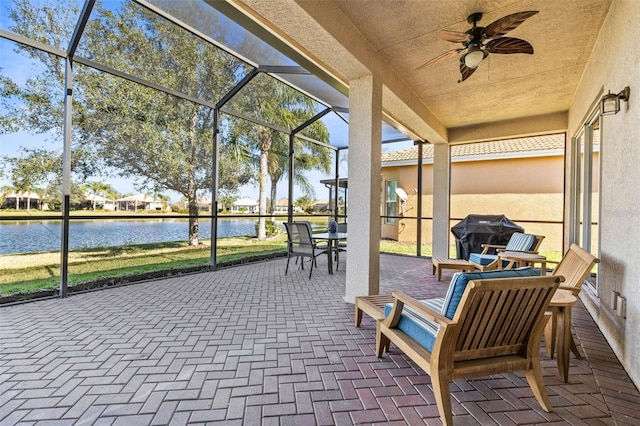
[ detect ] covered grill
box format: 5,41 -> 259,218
451,214 -> 524,260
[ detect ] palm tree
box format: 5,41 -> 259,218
267,133 -> 330,217
83,181 -> 112,210
227,75 -> 332,239
156,193 -> 172,211
295,196 -> 314,213
218,194 -> 238,212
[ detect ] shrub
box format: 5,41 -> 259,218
255,220 -> 283,237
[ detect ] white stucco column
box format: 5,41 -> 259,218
432,143 -> 451,258
345,74 -> 382,302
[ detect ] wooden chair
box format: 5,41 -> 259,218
283,221 -> 327,279
544,243 -> 600,359
377,275 -> 562,426
469,233 -> 545,271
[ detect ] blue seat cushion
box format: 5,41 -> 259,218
441,267 -> 541,319
469,253 -> 497,266
384,300 -> 441,352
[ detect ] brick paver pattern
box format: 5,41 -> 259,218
1,254 -> 639,425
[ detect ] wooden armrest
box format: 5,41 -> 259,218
480,243 -> 506,254
496,249 -> 538,254
558,285 -> 580,296
482,244 -> 507,249
383,291 -> 454,328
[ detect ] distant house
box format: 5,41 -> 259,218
232,197 -> 258,213
380,134 -> 568,252
197,196 -> 212,212
116,194 -> 165,211
178,196 -> 212,212
274,198 -> 289,213
274,198 -> 302,213
1,190 -> 41,210
85,193 -> 116,211
313,200 -> 329,213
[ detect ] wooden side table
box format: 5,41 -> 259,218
354,294 -> 395,327
431,258 -> 474,280
545,289 -> 578,382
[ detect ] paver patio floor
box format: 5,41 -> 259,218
1,254 -> 639,425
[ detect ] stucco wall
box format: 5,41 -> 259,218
451,156 -> 565,194
382,154 -> 565,253
567,0 -> 640,387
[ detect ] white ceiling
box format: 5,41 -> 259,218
226,0 -> 612,138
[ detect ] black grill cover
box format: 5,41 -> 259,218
451,214 -> 524,260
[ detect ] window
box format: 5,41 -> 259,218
572,110 -> 600,291
385,180 -> 397,224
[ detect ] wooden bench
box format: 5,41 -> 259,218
431,258 -> 474,280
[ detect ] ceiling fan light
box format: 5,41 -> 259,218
463,47 -> 486,68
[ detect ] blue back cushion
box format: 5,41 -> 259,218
441,267 -> 541,319
505,232 -> 536,251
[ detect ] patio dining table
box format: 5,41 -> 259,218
313,232 -> 347,275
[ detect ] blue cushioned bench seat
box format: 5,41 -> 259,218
469,232 -> 537,266
468,253 -> 497,266
384,267 -> 541,352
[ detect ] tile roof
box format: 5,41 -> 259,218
382,134 -> 565,163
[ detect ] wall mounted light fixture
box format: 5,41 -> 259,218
601,86 -> 630,115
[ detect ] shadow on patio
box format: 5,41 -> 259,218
1,254 -> 638,425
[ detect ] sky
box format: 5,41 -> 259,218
0,0 -> 412,204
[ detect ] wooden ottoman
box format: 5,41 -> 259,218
431,258 -> 474,281
354,294 -> 395,327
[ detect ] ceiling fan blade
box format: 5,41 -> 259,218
416,49 -> 461,69
459,62 -> 477,82
486,37 -> 534,54
484,11 -> 539,38
438,30 -> 472,43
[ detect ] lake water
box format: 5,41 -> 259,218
0,218 -> 258,255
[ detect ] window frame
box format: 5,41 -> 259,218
385,179 -> 398,225
571,107 -> 601,292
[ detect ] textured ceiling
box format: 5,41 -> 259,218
226,0 -> 612,138
331,0 -> 611,128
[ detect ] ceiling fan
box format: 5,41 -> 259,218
417,11 -> 539,82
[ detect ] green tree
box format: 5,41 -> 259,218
0,70 -> 20,133
295,195 -> 314,213
6,148 -> 62,210
3,0 -> 251,245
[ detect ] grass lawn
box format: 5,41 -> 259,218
1,234 -> 431,299
1,237 -> 287,297
3,225 -> 561,301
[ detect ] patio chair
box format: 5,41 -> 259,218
469,232 -> 544,271
334,222 -> 347,270
544,243 -> 600,359
377,275 -> 562,426
283,221 -> 327,279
